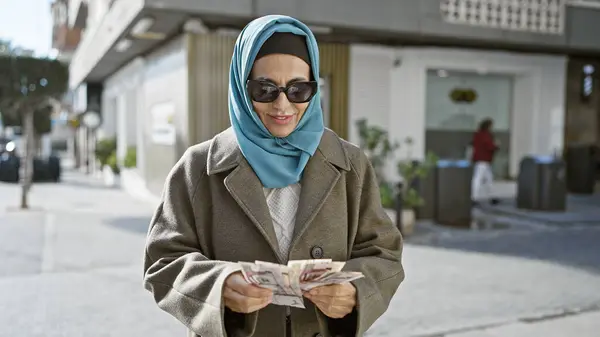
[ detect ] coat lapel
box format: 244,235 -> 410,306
207,128 -> 282,263
224,159 -> 283,263
207,127 -> 351,262
291,130 -> 351,247
292,150 -> 340,243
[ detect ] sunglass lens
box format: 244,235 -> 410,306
248,81 -> 279,103
286,82 -> 316,103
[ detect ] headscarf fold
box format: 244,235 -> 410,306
228,15 -> 324,188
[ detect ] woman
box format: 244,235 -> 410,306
471,118 -> 499,205
143,15 -> 404,337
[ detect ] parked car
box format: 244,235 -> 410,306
0,137 -> 61,183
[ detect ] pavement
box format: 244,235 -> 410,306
445,311 -> 600,337
0,171 -> 185,337
1,169 -> 600,336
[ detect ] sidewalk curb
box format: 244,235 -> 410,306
120,169 -> 161,206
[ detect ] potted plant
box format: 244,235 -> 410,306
95,137 -> 117,169
123,146 -> 137,169
355,119 -> 400,223
102,150 -> 120,187
396,137 -> 438,235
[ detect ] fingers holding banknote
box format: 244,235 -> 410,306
304,283 -> 356,318
224,271 -> 273,313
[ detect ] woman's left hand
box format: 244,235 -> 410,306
304,283 -> 357,319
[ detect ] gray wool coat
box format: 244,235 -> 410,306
143,127 -> 404,337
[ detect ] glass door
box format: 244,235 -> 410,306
425,69 -> 513,179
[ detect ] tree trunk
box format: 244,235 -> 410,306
20,109 -> 35,209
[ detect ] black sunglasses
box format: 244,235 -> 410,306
247,80 -> 318,103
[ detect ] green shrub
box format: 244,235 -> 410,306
355,118 -> 400,209
397,146 -> 438,209
106,151 -> 120,175
379,182 -> 396,209
95,138 -> 117,168
123,146 -> 137,168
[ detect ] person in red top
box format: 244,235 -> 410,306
471,118 -> 499,205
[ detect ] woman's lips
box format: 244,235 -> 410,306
269,114 -> 294,125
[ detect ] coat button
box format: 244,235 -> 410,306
310,246 -> 324,259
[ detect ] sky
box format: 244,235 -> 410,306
0,0 -> 53,56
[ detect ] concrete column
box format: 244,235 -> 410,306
116,94 -> 127,162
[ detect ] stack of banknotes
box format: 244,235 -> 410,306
238,259 -> 363,308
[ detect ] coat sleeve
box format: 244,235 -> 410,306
318,150 -> 405,336
142,149 -> 256,337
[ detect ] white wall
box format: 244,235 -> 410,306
103,57 -> 145,170
348,45 -> 397,181
141,36 -> 189,194
348,45 -> 567,180
348,45 -> 395,143
142,37 -> 190,155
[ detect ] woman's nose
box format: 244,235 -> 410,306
272,92 -> 290,110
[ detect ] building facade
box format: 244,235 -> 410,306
67,0 -> 600,195
48,0 -> 85,158
51,0 -> 83,61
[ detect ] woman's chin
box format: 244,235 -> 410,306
268,125 -> 295,138
265,119 -> 297,137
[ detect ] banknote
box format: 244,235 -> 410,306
239,261 -> 305,307
238,259 -> 364,308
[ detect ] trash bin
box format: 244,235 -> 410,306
516,156 -> 566,211
47,155 -> 61,182
565,145 -> 597,195
0,154 -> 20,182
434,159 -> 473,228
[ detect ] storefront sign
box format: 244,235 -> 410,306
450,88 -> 478,104
150,101 -> 176,145
81,110 -> 102,130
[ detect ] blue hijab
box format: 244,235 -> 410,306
228,15 -> 325,188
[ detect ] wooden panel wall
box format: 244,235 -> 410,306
319,42 -> 350,140
187,34 -> 350,144
187,33 -> 236,145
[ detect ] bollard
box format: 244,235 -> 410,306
395,182 -> 404,236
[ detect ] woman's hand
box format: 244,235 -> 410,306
223,271 -> 273,313
304,283 -> 357,318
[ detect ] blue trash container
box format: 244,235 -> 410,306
434,159 -> 473,228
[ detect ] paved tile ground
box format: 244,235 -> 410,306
446,311 -> 600,337
1,170 -> 599,336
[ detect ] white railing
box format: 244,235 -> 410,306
440,0 -> 566,34
568,0 -> 600,9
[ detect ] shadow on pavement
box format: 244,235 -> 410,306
404,192 -> 600,276
104,216 -> 151,235
408,219 -> 600,276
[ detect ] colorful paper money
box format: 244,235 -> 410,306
239,259 -> 363,308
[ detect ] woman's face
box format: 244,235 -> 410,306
250,54 -> 311,138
